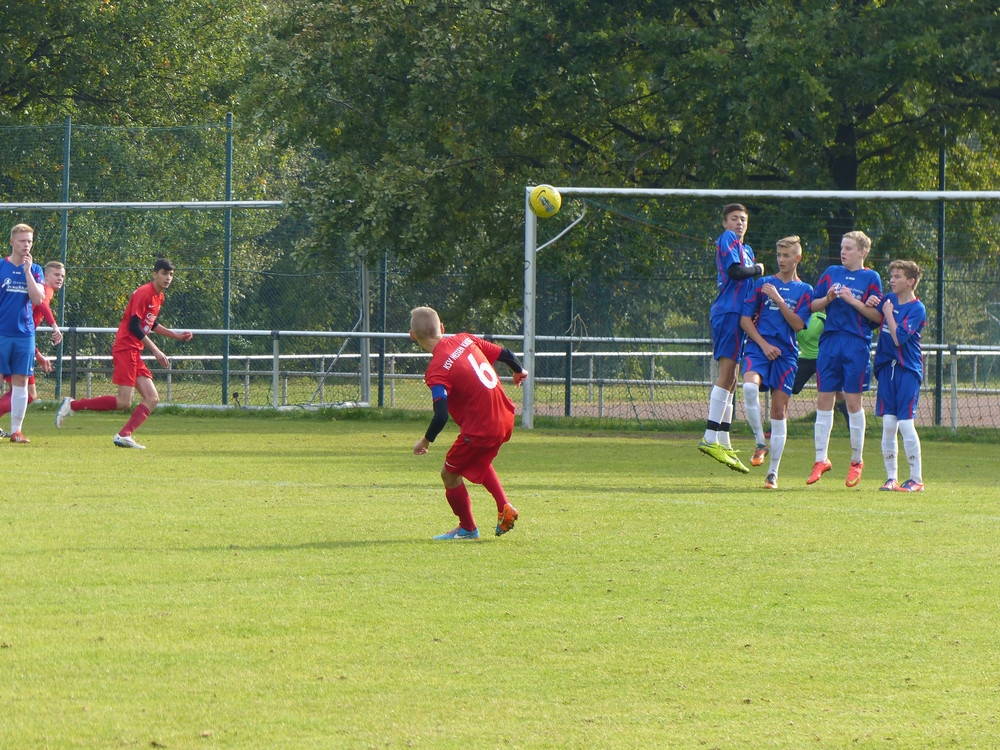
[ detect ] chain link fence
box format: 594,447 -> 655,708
3,123 -> 999,435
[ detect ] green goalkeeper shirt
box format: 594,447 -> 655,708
796,310 -> 826,360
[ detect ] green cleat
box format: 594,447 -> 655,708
698,439 -> 731,465
698,440 -> 749,474
721,446 -> 750,474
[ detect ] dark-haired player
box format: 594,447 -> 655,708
55,258 -> 192,449
699,203 -> 764,474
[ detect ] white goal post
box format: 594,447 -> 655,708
521,186 -> 1000,429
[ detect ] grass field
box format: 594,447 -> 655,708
2,407 -> 999,748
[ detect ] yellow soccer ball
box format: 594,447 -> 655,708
529,184 -> 562,218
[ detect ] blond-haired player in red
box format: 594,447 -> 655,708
410,306 -> 527,540
55,258 -> 192,449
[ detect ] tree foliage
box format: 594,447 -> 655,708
0,0 -> 265,125
245,0 -> 1000,332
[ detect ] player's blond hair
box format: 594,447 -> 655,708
410,306 -> 442,341
10,223 -> 33,241
888,259 -> 922,287
842,230 -> 872,255
776,235 -> 802,256
44,260 -> 65,273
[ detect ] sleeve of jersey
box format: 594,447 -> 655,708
813,270 -> 831,297
794,290 -> 812,325
128,315 -> 146,341
896,308 -> 927,345
740,283 -> 760,318
424,385 -> 449,442
35,301 -> 57,326
474,336 -> 504,364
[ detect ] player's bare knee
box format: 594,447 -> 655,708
440,467 -> 462,488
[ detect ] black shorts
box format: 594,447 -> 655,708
791,357 -> 817,395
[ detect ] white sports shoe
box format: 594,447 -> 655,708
55,396 -> 74,427
113,433 -> 146,450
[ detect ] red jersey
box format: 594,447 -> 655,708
112,282 -> 164,354
31,285 -> 56,329
424,333 -> 515,442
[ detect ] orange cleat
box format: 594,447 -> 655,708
496,503 -> 519,536
846,461 -> 864,487
751,444 -> 768,467
10,431 -> 30,444
806,459 -> 832,485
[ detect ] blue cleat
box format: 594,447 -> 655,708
433,526 -> 480,541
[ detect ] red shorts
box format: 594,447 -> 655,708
3,374 -> 36,385
112,347 -> 152,387
444,427 -> 513,485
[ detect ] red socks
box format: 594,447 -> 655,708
481,465 -> 509,513
444,484 -> 476,531
0,391 -> 34,417
118,404 -> 151,437
71,395 -> 119,412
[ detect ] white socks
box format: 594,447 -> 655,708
742,382 -> 766,445
881,415 -> 899,480
10,385 -> 28,434
849,409 -> 867,463
769,418 -> 787,476
703,386 -> 731,444
814,409 -> 834,462
899,419 -> 923,483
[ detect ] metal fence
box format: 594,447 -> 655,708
4,122 -> 1000,436
30,328 -> 1000,434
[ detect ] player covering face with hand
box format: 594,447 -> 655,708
410,306 -> 527,540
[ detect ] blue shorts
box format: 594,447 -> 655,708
0,334 -> 35,377
743,342 -> 798,395
875,363 -> 921,419
711,312 -> 745,362
816,331 -> 872,394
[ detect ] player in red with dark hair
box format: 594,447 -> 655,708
410,306 -> 528,540
55,258 -> 193,449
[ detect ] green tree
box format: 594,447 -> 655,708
0,0 -> 264,125
246,0 -> 1000,336
0,1 -> 319,339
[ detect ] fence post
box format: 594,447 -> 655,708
564,342 -> 572,417
244,358 -> 250,407
389,354 -> 396,407
272,331 -> 280,409
222,112 -> 234,406
949,344 -> 958,434
318,356 -> 325,404
55,115 -> 72,399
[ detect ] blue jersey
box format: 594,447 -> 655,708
710,229 -> 757,318
813,265 -> 882,343
873,294 -> 926,380
0,258 -> 43,337
742,275 -> 813,354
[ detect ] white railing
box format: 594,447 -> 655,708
47,327 -> 1000,431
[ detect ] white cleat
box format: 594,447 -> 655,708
55,396 -> 74,427
113,433 -> 146,450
